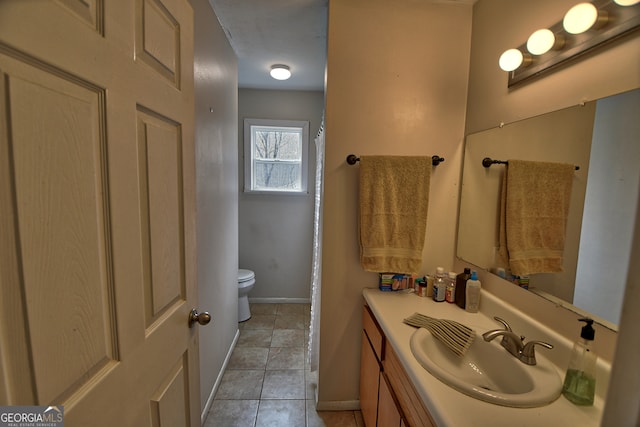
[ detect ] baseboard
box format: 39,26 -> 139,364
248,297 -> 311,304
200,328 -> 240,424
315,400 -> 361,411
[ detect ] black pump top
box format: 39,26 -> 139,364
579,318 -> 595,341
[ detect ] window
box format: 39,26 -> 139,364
243,118 -> 309,194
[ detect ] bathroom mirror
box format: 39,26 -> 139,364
457,88 -> 640,331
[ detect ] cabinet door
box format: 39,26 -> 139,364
378,373 -> 402,427
360,331 -> 381,427
363,305 -> 384,359
384,345 -> 437,427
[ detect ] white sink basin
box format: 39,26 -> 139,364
410,328 -> 562,407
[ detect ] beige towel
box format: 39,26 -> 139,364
359,156 -> 431,274
499,160 -> 574,276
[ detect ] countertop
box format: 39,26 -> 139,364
363,287 -> 605,427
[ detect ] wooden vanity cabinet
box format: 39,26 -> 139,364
384,344 -> 435,427
360,304 -> 385,427
378,372 -> 403,426
360,329 -> 382,427
361,304 -> 436,427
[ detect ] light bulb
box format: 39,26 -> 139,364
563,3 -> 599,34
499,49 -> 524,72
270,65 -> 291,80
614,0 -> 639,5
527,29 -> 556,55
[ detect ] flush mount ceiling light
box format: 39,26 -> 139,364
563,2 -> 607,34
270,64 -> 291,80
614,0 -> 640,6
526,29 -> 563,55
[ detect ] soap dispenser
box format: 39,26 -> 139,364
562,318 -> 597,406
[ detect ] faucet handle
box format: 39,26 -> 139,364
521,340 -> 554,365
493,316 -> 513,332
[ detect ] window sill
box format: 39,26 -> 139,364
243,189 -> 310,196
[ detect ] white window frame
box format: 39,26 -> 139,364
243,118 -> 309,195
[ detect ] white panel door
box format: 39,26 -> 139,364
0,1 -> 201,425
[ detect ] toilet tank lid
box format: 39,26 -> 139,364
238,269 -> 255,281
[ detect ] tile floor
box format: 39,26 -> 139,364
204,303 -> 364,427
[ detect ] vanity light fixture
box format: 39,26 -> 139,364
499,49 -> 531,71
526,29 -> 563,55
563,2 -> 607,34
270,64 -> 291,80
614,0 -> 640,6
499,0 -> 640,87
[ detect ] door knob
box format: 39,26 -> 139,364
189,309 -> 211,327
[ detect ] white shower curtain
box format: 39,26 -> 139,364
308,118 -> 324,372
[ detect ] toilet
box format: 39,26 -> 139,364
237,269 -> 255,322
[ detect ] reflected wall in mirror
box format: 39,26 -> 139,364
458,88 -> 640,330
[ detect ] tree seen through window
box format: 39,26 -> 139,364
243,119 -> 309,194
253,126 -> 302,190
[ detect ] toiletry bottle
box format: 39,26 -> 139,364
445,271 -> 456,303
455,268 -> 471,310
432,267 -> 446,302
562,318 -> 597,406
465,271 -> 481,313
425,275 -> 435,297
415,277 -> 427,297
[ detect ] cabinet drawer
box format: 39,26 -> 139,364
363,305 -> 384,361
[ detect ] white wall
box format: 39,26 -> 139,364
238,89 -> 325,301
319,0 -> 640,412
602,185 -> 640,426
465,0 -> 640,133
462,0 -> 639,424
574,89 -> 640,326
320,0 -> 473,405
191,0 -> 239,419
462,0 -> 639,361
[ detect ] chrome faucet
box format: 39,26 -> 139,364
482,317 -> 553,365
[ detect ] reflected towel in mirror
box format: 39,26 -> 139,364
498,159 -> 575,276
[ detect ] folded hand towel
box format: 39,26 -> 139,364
501,160 -> 575,276
359,156 -> 431,274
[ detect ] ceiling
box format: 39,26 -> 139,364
208,0 -> 328,91
208,0 -> 478,91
